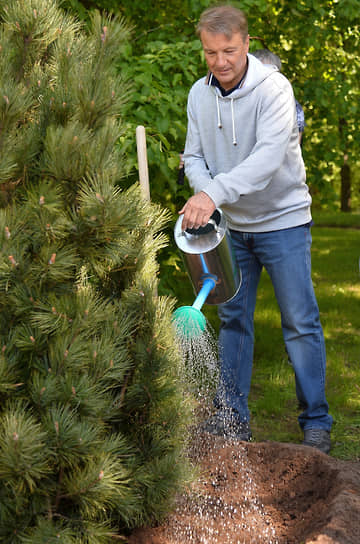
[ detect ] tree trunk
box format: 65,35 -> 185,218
340,154 -> 351,212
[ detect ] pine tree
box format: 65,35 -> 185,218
0,1 -> 193,541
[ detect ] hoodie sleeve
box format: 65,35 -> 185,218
183,84 -> 213,193
203,77 -> 298,208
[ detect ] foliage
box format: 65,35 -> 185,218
116,37 -> 205,298
75,0 -> 359,298
61,0 -> 209,35
0,1 -> 194,541
63,0 -> 360,214
120,39 -> 203,207
245,0 -> 360,211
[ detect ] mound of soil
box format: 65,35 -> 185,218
128,434 -> 360,544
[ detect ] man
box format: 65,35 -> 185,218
251,48 -> 305,145
179,5 -> 332,454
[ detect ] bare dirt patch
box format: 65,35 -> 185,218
128,434 -> 360,544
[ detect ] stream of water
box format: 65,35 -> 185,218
174,314 -> 219,398
173,316 -> 279,543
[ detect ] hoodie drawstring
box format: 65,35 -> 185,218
215,94 -> 237,146
231,98 -> 237,146
216,94 -> 222,129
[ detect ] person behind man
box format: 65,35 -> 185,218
251,48 -> 305,144
179,5 -> 332,453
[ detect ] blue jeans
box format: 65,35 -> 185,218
216,225 -> 333,432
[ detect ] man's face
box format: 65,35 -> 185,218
200,30 -> 249,91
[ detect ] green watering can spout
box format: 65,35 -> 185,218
172,306 -> 207,339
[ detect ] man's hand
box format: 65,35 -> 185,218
179,191 -> 216,231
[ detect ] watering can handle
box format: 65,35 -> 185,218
185,218 -> 218,236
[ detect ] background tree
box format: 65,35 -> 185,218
0,0 -> 193,541
246,0 -> 360,212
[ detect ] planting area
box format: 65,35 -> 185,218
129,434 -> 360,544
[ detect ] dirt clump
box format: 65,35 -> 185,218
128,434 -> 360,544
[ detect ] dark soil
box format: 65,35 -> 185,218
128,434 -> 360,544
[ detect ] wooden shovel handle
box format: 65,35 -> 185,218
136,125 -> 150,201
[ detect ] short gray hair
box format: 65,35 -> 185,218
196,5 -> 248,41
251,49 -> 282,71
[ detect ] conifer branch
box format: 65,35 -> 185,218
0,0 -> 193,535
54,465 -> 64,511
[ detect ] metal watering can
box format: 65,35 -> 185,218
173,209 -> 241,338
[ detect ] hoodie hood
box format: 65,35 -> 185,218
206,54 -> 279,99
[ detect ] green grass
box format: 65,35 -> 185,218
249,218 -> 360,460
312,209 -> 360,228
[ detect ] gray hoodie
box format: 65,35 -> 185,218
183,54 -> 312,232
